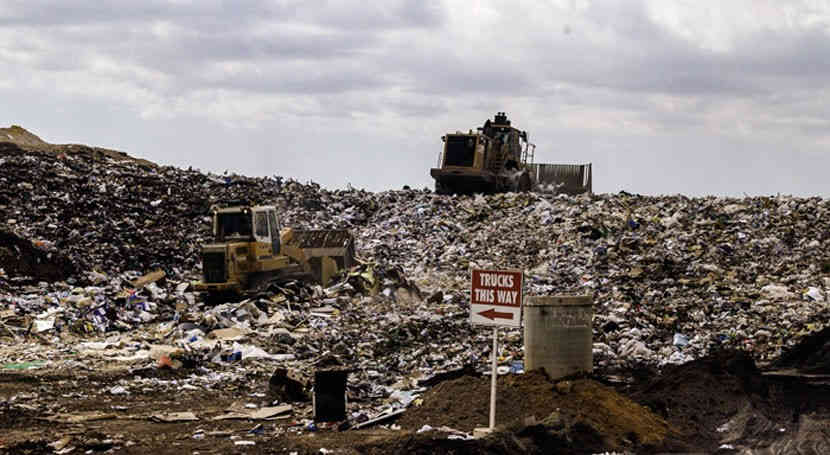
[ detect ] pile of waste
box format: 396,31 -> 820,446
1,129 -> 830,433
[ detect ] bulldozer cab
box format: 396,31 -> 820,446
213,205 -> 281,257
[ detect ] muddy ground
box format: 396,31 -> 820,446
1,347 -> 829,454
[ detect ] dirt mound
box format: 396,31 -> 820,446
773,326 -> 830,374
0,405 -> 41,430
356,431 -> 526,455
0,126 -> 51,150
628,350 -> 771,449
0,230 -> 77,283
629,349 -> 830,452
398,370 -> 673,453
0,125 -> 155,167
0,440 -> 54,455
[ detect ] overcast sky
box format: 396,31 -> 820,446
1,0 -> 829,196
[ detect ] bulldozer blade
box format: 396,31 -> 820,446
281,229 -> 355,287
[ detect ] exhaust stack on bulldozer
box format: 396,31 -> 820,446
192,202 -> 354,298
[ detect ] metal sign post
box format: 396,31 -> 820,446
489,326 -> 497,430
470,268 -> 523,437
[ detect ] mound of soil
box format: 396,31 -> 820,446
0,126 -> 51,150
773,326 -> 830,374
628,350 -> 770,449
357,431 -> 527,455
399,370 -> 673,453
627,349 -> 830,452
0,405 -> 41,430
0,230 -> 77,283
0,440 -> 54,455
0,125 -> 155,167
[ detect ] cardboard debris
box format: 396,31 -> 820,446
131,270 -> 166,289
208,327 -> 250,341
212,404 -> 293,421
150,412 -> 199,422
352,408 -> 406,430
42,412 -> 117,423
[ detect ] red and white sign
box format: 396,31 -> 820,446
470,269 -> 523,327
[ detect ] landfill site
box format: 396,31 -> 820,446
1,123 -> 829,455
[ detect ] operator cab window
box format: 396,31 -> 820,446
254,212 -> 269,239
218,212 -> 252,240
267,210 -> 280,254
267,211 -> 280,238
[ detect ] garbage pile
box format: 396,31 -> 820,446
0,149 -> 381,281
363,191 -> 830,369
1,137 -> 829,390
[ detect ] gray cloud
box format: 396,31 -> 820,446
195,63 -> 390,95
0,0 -> 443,29
0,0 -> 445,99
8,0 -> 830,101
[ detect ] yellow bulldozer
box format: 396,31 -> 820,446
430,112 -> 534,195
430,112 -> 593,195
192,202 -> 354,299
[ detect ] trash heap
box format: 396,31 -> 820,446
362,191 -> 830,369
0,148 -> 383,280
1,135 -> 829,414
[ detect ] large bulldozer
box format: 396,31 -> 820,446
430,112 -> 593,195
430,112 -> 534,195
192,202 -> 354,299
